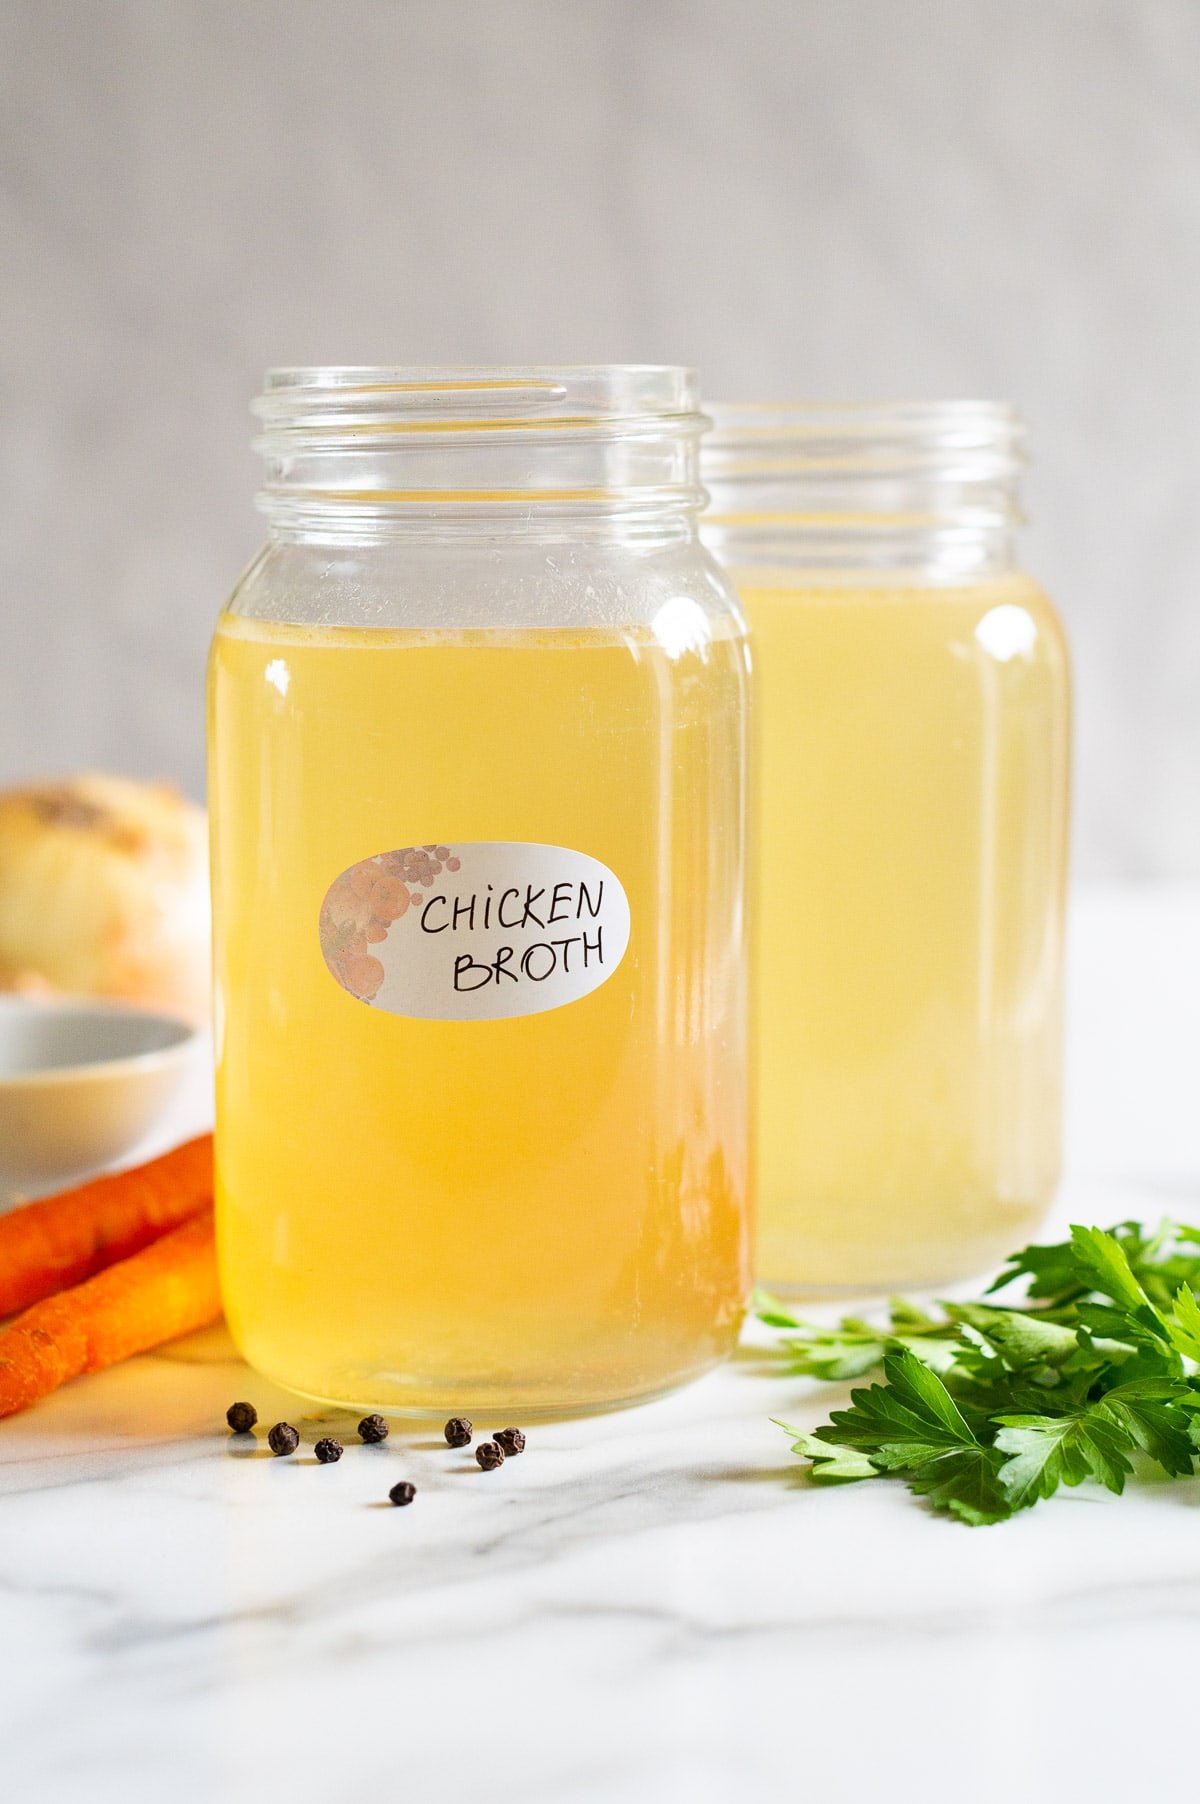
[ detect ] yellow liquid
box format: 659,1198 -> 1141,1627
740,572 -> 1070,1290
208,614 -> 751,1412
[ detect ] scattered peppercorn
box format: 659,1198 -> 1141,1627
493,1427 -> 526,1457
444,1416 -> 473,1448
388,1481 -> 417,1507
225,1401 -> 257,1434
358,1414 -> 390,1444
267,1422 -> 300,1457
314,1438 -> 343,1464
475,1440 -> 505,1470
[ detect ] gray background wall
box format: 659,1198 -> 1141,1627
1,0 -> 1197,879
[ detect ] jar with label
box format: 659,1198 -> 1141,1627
702,403 -> 1071,1292
209,367 -> 752,1413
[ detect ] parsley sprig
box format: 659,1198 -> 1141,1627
766,1220 -> 1200,1524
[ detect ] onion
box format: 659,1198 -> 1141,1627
0,775 -> 210,1024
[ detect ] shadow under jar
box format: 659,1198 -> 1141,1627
702,403 -> 1071,1294
208,367 -> 752,1415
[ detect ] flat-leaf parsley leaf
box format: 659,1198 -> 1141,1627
762,1221 -> 1200,1524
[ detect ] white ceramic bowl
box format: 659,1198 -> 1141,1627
0,996 -> 200,1202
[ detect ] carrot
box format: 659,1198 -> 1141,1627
0,1133 -> 212,1318
0,1212 -> 220,1417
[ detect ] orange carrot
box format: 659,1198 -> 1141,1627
0,1212 -> 220,1417
0,1134 -> 212,1318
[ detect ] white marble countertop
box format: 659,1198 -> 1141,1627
3,884 -> 1198,1804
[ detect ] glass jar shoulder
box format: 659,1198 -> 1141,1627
222,536 -> 746,649
729,566 -> 1067,676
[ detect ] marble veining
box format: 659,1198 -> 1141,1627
1,887 -> 1198,1803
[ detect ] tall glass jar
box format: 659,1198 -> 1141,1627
702,403 -> 1070,1292
209,367 -> 752,1414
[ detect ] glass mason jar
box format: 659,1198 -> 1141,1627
702,402 -> 1070,1292
208,367 -> 752,1414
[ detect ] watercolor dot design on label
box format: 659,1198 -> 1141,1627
318,843 -> 631,1023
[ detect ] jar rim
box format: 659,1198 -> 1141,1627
255,365 -> 702,433
706,398 -> 1021,444
700,399 -> 1025,579
703,398 -> 1024,485
251,366 -> 708,538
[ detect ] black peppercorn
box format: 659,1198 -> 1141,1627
444,1416 -> 473,1448
493,1427 -> 526,1457
358,1414 -> 389,1444
388,1481 -> 417,1507
475,1440 -> 505,1470
314,1438 -> 343,1464
225,1401 -> 257,1434
267,1422 -> 300,1457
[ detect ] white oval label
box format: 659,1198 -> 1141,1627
319,842 -> 631,1021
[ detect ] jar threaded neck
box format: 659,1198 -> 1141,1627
701,401 -> 1024,579
252,366 -> 708,543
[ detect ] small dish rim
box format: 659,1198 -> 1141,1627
0,995 -> 200,1089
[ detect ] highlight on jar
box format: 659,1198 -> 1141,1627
701,402 -> 1071,1296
